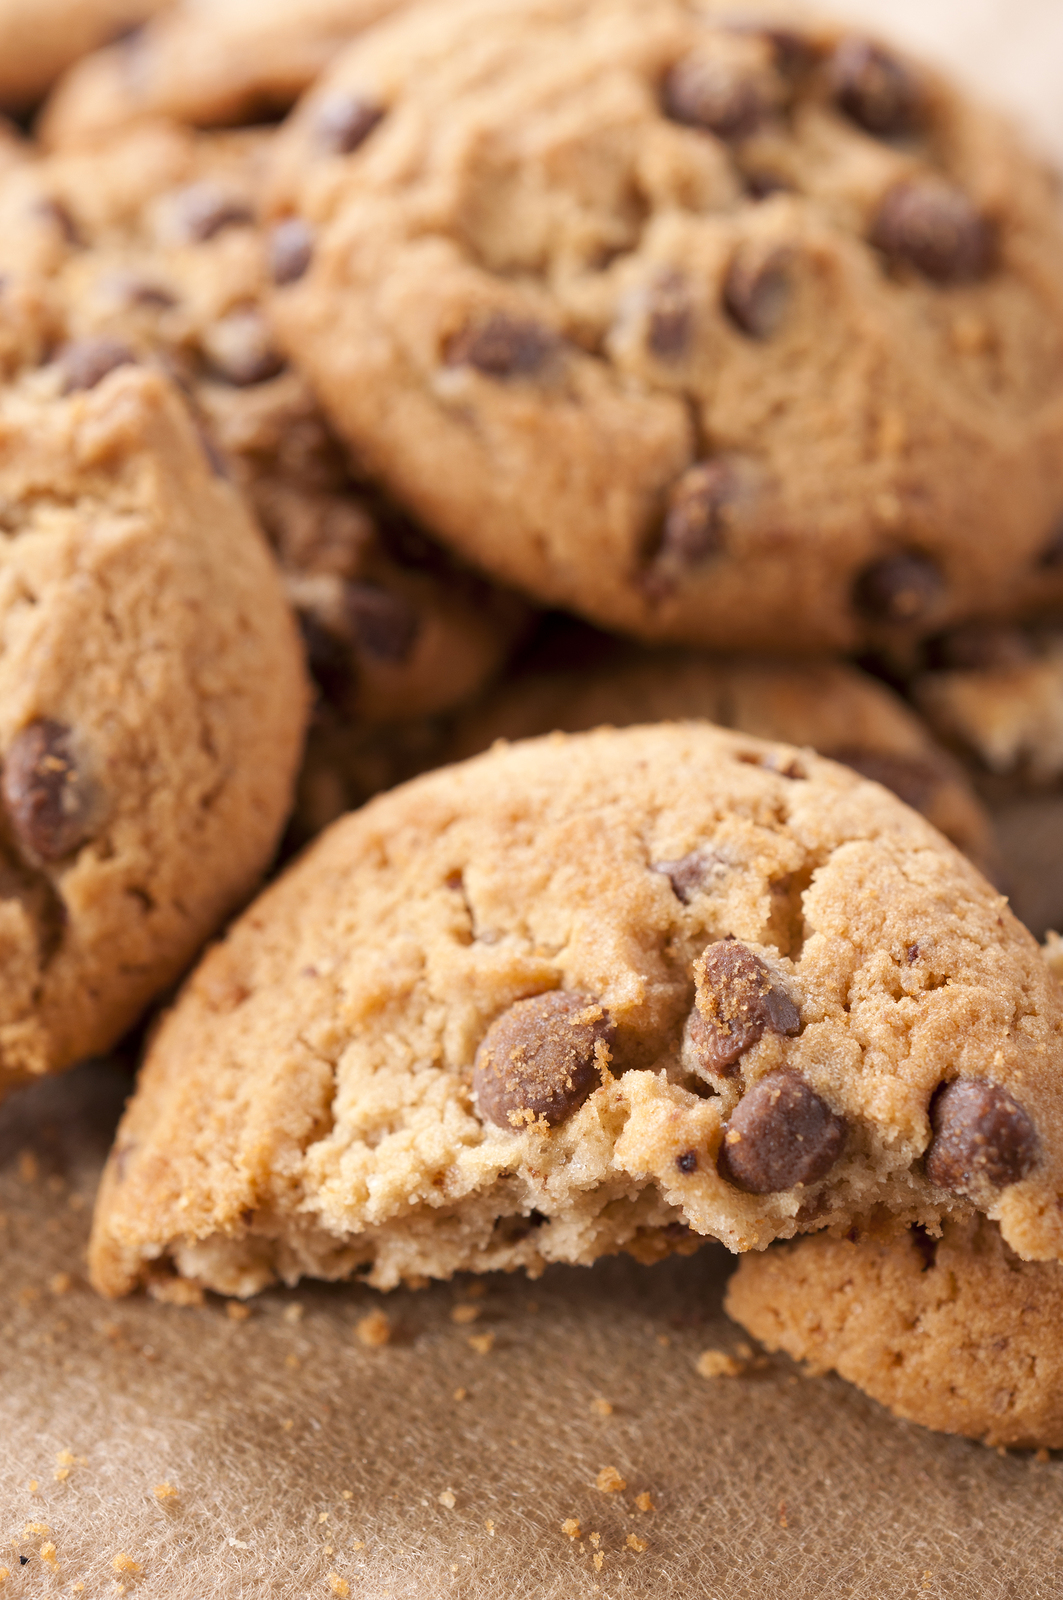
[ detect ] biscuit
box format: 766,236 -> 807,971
87,722 -> 1063,1300
725,1215 -> 1063,1448
267,0 -> 1063,652
0,361 -> 308,1096
0,0 -> 167,112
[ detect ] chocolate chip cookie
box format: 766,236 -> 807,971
0,361 -> 308,1097
726,1215 -> 1063,1448
442,649 -> 998,876
0,0 -> 167,112
267,0 -> 1063,652
88,721 -> 1063,1300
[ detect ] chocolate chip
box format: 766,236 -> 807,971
1040,517 -> 1063,568
743,168 -> 792,200
473,991 -> 615,1130
906,943 -> 920,964
925,1079 -> 1038,1194
269,218 -> 314,286
658,461 -> 737,568
676,1149 -> 699,1174
826,747 -> 942,815
645,269 -> 693,359
57,336 -> 136,394
928,623 -> 1034,671
830,37 -> 922,138
718,1069 -> 846,1193
345,583 -> 420,664
2,720 -> 94,861
201,308 -> 285,386
691,941 -> 800,1078
911,1224 -> 938,1270
870,180 -> 994,283
314,91 -> 385,154
298,612 -> 354,706
99,270 -> 178,309
723,245 -> 792,339
654,848 -> 724,904
853,553 -> 944,624
169,182 -> 254,243
662,53 -> 770,140
445,313 -> 559,379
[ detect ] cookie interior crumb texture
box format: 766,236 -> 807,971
87,722 -> 1063,1300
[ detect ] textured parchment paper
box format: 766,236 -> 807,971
3,3 -> 1063,1595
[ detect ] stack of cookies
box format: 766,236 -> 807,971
4,0 -> 1063,1455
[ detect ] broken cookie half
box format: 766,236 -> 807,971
89,723 -> 1063,1299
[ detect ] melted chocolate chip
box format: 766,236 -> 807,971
853,553 -> 944,625
692,941 -> 800,1077
662,53 -> 770,140
2,720 -> 95,861
871,180 -> 994,284
474,991 -> 615,1130
169,182 -> 254,243
202,308 -> 285,387
314,92 -> 385,155
830,37 -> 922,138
645,270 -> 693,360
658,461 -> 737,568
653,847 -> 724,904
445,313 -> 559,379
826,747 -> 942,815
718,1069 -> 846,1193
269,218 -> 314,286
57,336 -> 136,394
723,245 -> 792,339
925,1079 -> 1038,1193
676,1149 -> 699,1173
345,583 -> 420,664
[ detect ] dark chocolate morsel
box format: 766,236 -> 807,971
658,460 -> 738,569
2,719 -> 95,861
202,308 -> 285,387
645,269 -> 693,360
298,612 -> 355,707
676,1149 -> 699,1174
870,180 -> 994,284
269,218 -> 314,286
925,1078 -> 1038,1193
445,312 -> 560,379
474,991 -> 615,1130
830,37 -> 922,138
345,583 -> 420,665
718,1069 -> 846,1193
57,335 -> 136,394
692,941 -> 800,1077
853,553 -> 944,624
314,92 -> 385,155
169,182 -> 255,243
723,245 -> 792,339
653,847 -> 723,905
662,53 -> 770,140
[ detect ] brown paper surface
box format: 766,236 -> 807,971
2,1061 -> 1063,1599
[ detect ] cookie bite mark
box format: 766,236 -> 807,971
925,1079 -> 1038,1197
717,1069 -> 846,1193
853,553 -> 944,626
444,313 -> 561,380
2,720 -> 96,862
871,179 -> 994,284
829,38 -> 923,139
57,335 -> 136,394
690,942 -> 800,1080
723,244 -> 792,340
313,92 -> 385,155
473,991 -> 615,1131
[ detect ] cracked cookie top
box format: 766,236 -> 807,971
88,721 -> 1063,1301
266,0 -> 1063,652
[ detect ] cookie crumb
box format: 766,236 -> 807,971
484,1520 -> 495,1536
696,1349 -> 743,1379
656,1334 -> 671,1347
355,1309 -> 391,1347
49,1272 -> 73,1295
149,1278 -> 204,1307
467,1332 -> 495,1355
778,1501 -> 788,1528
285,1353 -> 301,1370
342,1491 -> 353,1500
561,1519 -> 581,1540
226,1301 -> 252,1322
318,1512 -> 329,1524
451,1304 -> 480,1325
27,1481 -> 39,1494
328,1577 -> 350,1597
352,1539 -> 365,1550
438,1489 -> 457,1509
112,1554 -> 142,1574
453,1387 -> 468,1401
54,1468 -> 70,1482
281,1420 -> 294,1431
40,1544 -> 58,1571
636,1492 -> 654,1513
283,1303 -> 304,1324
153,1483 -> 178,1501
626,1534 -> 648,1553
589,1533 -> 601,1549
1035,1448 -> 1050,1464
595,1467 -> 626,1494
24,1523 -> 49,1537
593,1552 -> 605,1572
590,1398 -> 613,1417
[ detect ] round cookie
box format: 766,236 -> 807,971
442,650 -> 998,876
725,1215 -> 1063,1449
0,0 -> 168,112
0,122 -> 528,739
88,721 -> 1063,1300
0,360 -> 308,1097
266,0 -> 1063,653
39,0 -> 412,147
